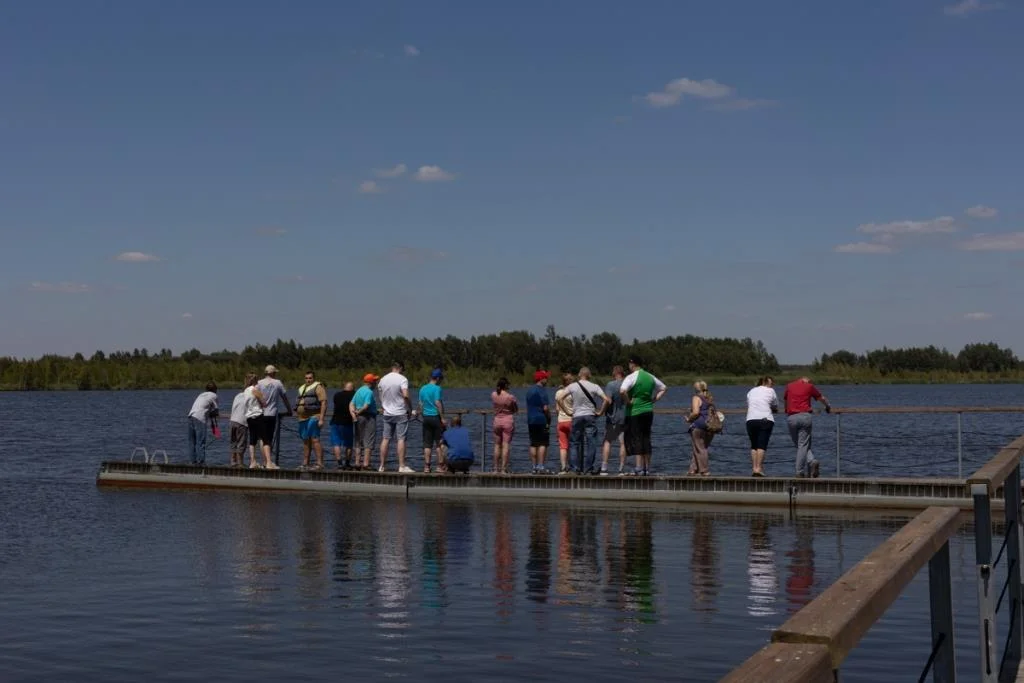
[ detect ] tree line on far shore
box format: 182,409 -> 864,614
0,329 -> 1019,390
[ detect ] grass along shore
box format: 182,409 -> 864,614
4,367 -> 1024,391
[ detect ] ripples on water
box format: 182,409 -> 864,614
0,387 -> 1011,681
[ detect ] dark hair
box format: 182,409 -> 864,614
305,369 -> 315,376
757,375 -> 774,387
496,377 -> 510,394
451,414 -> 463,427
392,360 -> 404,371
628,355 -> 644,367
205,381 -> 217,393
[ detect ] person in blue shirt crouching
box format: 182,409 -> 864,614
442,414 -> 475,474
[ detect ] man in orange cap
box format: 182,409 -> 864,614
351,373 -> 379,470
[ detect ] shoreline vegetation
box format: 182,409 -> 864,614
1,329 -> 1020,390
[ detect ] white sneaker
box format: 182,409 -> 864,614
378,465 -> 386,473
398,465 -> 415,473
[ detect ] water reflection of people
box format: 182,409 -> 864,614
297,499 -> 328,601
494,508 -> 515,620
689,513 -> 720,615
233,494 -> 284,604
421,503 -> 447,613
785,518 -> 816,613
747,516 -> 778,617
526,509 -> 550,604
623,513 -> 657,623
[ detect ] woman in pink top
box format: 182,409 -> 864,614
491,377 -> 518,473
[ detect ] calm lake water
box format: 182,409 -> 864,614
1,385 -> 1021,681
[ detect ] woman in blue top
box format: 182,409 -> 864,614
683,380 -> 714,476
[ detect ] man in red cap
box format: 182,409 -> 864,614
526,370 -> 552,474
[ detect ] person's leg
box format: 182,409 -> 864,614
601,424 -> 611,472
196,419 -> 208,465
302,421 -> 312,467
800,416 -> 816,476
312,429 -> 324,468
618,432 -> 627,472
583,416 -> 597,473
380,418 -> 392,471
396,418 -> 408,469
788,414 -> 805,476
746,420 -> 759,475
688,429 -> 701,474
693,428 -> 709,474
538,441 -> 548,471
640,412 -> 653,473
502,436 -> 511,472
187,418 -> 198,464
570,418 -> 583,473
493,424 -> 502,473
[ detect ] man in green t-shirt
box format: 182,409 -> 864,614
619,355 -> 667,476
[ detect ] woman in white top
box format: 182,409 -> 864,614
242,375 -> 269,469
745,376 -> 778,477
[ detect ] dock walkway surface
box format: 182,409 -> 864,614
96,461 -> 1005,511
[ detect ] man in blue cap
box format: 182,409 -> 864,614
442,414 -> 474,473
419,367 -> 446,472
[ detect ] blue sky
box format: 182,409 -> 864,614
2,0 -> 1022,363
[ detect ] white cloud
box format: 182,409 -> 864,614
707,98 -> 780,112
959,232 -> 1024,251
29,281 -> 91,293
964,312 -> 993,320
966,204 -> 998,218
374,163 -> 407,178
404,44 -> 420,57
856,216 -> 956,236
384,246 -> 448,263
834,242 -> 895,254
255,226 -> 287,236
181,312 -> 193,319
358,180 -> 384,194
944,0 -> 1003,16
115,251 -> 161,262
413,165 -> 456,182
663,304 -> 676,312
644,77 -> 734,108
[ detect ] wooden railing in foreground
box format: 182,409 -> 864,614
722,506 -> 961,682
724,433 -> 1024,682
967,434 -> 1024,682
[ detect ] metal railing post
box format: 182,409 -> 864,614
835,413 -> 841,478
480,411 -> 487,472
974,482 -> 998,682
1004,464 -> 1024,666
928,540 -> 957,682
957,412 -> 963,480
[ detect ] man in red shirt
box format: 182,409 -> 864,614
783,377 -> 832,478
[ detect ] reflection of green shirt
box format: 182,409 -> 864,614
627,370 -> 656,416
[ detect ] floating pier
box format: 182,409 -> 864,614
95,461 -> 1005,511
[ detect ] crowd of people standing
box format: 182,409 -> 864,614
185,359 -> 834,478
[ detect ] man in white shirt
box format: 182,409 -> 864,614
377,361 -> 415,473
566,367 -> 610,474
187,382 -> 219,466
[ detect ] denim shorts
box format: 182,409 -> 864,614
330,424 -> 354,448
382,415 -> 409,441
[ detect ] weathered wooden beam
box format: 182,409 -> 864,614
967,435 -> 1024,495
719,643 -> 834,683
771,506 -> 962,669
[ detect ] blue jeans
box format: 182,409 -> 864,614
570,415 -> 598,473
188,417 -> 208,465
787,412 -> 816,475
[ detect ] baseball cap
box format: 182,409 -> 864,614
534,370 -> 550,382
265,365 -> 278,374
363,373 -> 379,383
430,368 -> 444,379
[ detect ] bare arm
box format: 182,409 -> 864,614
686,395 -> 701,422
317,386 -> 327,423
